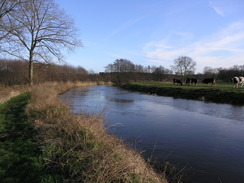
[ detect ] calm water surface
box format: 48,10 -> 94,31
61,86 -> 244,183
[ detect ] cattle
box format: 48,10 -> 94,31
185,78 -> 191,86
173,78 -> 182,86
231,76 -> 244,88
191,78 -> 197,85
186,78 -> 197,86
201,78 -> 216,86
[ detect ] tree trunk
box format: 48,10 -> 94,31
29,51 -> 34,86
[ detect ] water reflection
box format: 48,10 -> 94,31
105,96 -> 134,103
171,97 -> 244,123
61,86 -> 244,183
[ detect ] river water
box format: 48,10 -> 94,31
60,86 -> 244,183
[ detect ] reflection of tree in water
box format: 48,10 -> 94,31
105,96 -> 134,103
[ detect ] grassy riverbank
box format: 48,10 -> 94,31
122,81 -> 244,105
0,92 -> 42,182
0,83 -> 167,183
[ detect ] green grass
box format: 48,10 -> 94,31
132,81 -> 244,93
0,92 -> 43,183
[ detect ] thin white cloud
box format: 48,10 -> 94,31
209,1 -> 224,17
143,20 -> 244,72
103,16 -> 146,41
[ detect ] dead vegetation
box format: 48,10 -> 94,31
0,84 -> 30,104
18,82 -> 168,182
0,81 -> 106,104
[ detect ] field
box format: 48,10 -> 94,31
132,81 -> 244,92
122,81 -> 244,105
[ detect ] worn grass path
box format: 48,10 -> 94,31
0,92 -> 42,183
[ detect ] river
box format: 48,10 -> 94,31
60,85 -> 244,183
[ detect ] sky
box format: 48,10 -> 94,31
56,0 -> 244,73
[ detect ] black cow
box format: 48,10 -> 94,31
185,78 -> 191,86
186,78 -> 197,86
191,78 -> 197,85
202,78 -> 216,86
173,78 -> 182,86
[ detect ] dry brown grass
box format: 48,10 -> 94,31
0,81 -> 108,104
24,82 -> 167,183
0,84 -> 30,104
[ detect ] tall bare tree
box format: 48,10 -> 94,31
1,0 -> 82,85
171,56 -> 196,79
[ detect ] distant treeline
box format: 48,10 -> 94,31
100,72 -> 172,85
100,68 -> 244,85
102,59 -> 244,85
1,59 -> 244,85
0,59 -> 89,85
205,65 -> 244,82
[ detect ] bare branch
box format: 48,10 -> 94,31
0,0 -> 21,19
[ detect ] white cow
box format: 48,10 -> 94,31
231,76 -> 244,88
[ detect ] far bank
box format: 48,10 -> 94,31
122,82 -> 244,106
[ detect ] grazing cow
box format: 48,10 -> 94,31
173,78 -> 182,86
202,78 -> 216,86
231,76 -> 244,88
191,78 -> 198,85
186,78 -> 191,86
186,78 -> 197,86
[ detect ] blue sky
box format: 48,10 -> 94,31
56,0 -> 244,73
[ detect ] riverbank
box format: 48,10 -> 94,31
122,82 -> 244,106
0,82 -> 108,104
0,82 -> 167,183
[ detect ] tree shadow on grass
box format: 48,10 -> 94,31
0,93 -> 43,183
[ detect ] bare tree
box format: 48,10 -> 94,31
171,56 -> 196,79
203,66 -> 218,77
0,0 -> 22,41
1,0 -> 82,85
105,59 -> 135,73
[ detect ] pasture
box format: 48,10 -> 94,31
132,81 -> 244,93
122,81 -> 244,105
